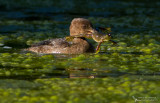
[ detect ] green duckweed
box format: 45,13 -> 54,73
0,78 -> 159,103
0,0 -> 160,103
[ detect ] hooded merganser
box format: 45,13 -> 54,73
26,18 -> 97,54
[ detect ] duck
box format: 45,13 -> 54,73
26,18 -> 99,54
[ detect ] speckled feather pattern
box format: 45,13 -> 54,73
26,38 -> 94,54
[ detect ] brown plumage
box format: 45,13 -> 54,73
26,18 -> 96,54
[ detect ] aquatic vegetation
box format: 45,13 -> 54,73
0,77 -> 159,103
0,19 -> 160,103
0,0 -> 160,102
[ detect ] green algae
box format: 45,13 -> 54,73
0,0 -> 160,102
0,78 -> 159,103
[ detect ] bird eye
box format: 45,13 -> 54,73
95,27 -> 100,32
